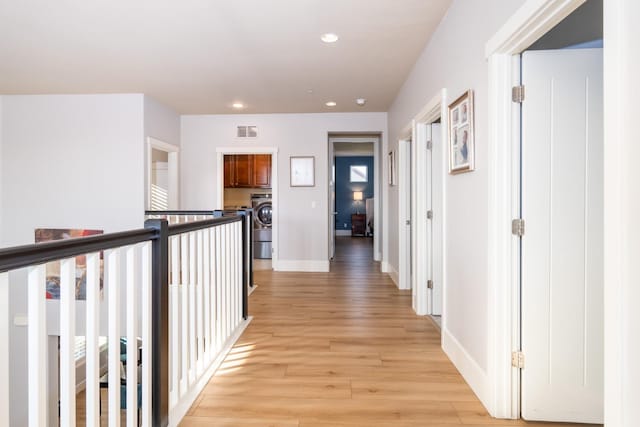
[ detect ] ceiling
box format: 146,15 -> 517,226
0,0 -> 451,114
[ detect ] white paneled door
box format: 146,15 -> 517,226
521,48 -> 603,423
428,123 -> 443,316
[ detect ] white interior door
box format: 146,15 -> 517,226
328,142 -> 336,260
521,48 -> 603,423
429,123 -> 443,316
398,139 -> 412,290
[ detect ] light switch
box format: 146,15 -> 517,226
311,201 -> 317,208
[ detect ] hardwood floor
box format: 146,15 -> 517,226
182,237 -> 600,427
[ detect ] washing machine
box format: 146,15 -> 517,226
251,193 -> 272,259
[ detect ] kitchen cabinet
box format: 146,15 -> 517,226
253,154 -> 271,188
224,154 -> 271,188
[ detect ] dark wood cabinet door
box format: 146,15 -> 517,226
253,154 -> 271,188
234,154 -> 254,187
224,155 -> 236,187
351,214 -> 366,236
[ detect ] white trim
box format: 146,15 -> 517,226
603,2 -> 636,426
168,317 -> 252,427
411,90 -> 447,317
387,265 -> 399,288
398,137 -> 412,291
411,122 -> 427,315
380,261 -> 391,273
0,274 -> 9,427
147,137 -> 180,210
442,327 -> 490,407
328,135 -> 382,262
485,0 -> 588,419
215,147 -> 279,269
485,0 -> 586,57
275,260 -> 330,272
335,230 -> 352,236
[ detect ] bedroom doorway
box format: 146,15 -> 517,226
327,134 -> 381,265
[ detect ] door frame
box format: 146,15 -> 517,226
147,137 -> 180,210
411,90 -> 448,316
215,147 -> 279,270
397,124 -> 413,291
327,135 -> 382,262
485,0 -> 588,419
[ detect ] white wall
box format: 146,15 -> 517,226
181,112 -> 387,269
386,0 -> 525,409
604,1 -> 640,426
144,95 -> 180,147
0,94 -> 146,426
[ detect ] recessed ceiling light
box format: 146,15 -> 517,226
321,33 -> 339,43
356,98 -> 366,106
325,101 -> 337,107
232,102 -> 244,109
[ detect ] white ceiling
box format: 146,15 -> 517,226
0,0 -> 451,114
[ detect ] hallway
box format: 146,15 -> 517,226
182,237 -> 599,426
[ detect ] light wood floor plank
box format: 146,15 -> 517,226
182,237 -> 602,427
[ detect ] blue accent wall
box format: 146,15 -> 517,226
335,156 -> 374,231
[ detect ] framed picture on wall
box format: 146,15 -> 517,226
448,90 -> 475,174
388,150 -> 396,186
290,156 -> 315,187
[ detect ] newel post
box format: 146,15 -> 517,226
144,219 -> 169,427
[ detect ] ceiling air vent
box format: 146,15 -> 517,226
237,125 -> 258,138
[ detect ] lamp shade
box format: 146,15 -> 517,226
353,191 -> 363,201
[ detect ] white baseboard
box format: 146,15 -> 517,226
275,260 -> 330,272
381,261 -> 390,273
169,317 -> 252,426
385,263 -> 399,288
335,230 -> 351,236
442,327 -> 491,411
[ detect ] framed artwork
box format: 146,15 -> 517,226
388,150 -> 396,186
448,90 -> 475,174
290,156 -> 315,187
35,228 -> 104,300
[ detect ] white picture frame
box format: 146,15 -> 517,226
290,156 -> 315,187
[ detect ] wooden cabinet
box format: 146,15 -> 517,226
224,154 -> 271,188
253,154 -> 271,188
351,214 -> 366,236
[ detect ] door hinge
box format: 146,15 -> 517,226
427,210 -> 433,220
427,140 -> 433,150
512,85 -> 525,103
427,280 -> 433,289
511,351 -> 525,369
512,218 -> 525,237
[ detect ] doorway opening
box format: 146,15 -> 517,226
216,147 -> 278,272
146,137 -> 179,210
397,126 -> 412,292
486,0 -> 604,422
327,134 -> 381,268
412,90 -> 447,322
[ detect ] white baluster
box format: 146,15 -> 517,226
85,253 -> 101,426
126,246 -> 139,427
203,228 -> 211,364
220,225 -> 228,343
60,258 -> 77,427
28,265 -> 46,427
170,235 -> 180,405
141,242 -> 152,427
180,232 -> 189,394
107,249 -> 121,427
215,227 -> 222,351
196,230 -> 204,374
188,232 -> 196,384
0,273 -> 8,427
